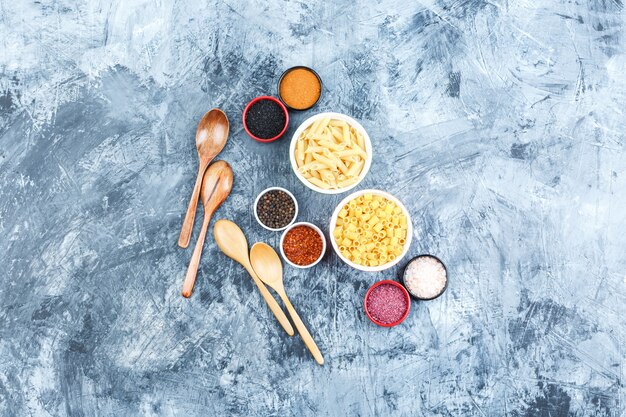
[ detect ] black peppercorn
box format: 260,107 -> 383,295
256,189 -> 296,229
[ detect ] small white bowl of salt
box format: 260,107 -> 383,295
402,255 -> 448,300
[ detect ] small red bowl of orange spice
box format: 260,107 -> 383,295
280,222 -> 326,268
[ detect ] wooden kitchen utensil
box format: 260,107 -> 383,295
213,220 -> 294,336
181,161 -> 233,298
178,109 -> 229,249
250,243 -> 324,365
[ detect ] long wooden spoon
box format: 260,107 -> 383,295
213,220 -> 294,336
250,243 -> 324,365
181,161 -> 233,298
178,109 -> 229,249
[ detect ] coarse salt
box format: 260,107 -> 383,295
403,256 -> 447,299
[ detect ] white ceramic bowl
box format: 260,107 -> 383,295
329,189 -> 413,272
279,222 -> 326,269
253,187 -> 298,231
289,112 -> 373,194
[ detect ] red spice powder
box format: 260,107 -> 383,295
282,225 -> 323,266
366,284 -> 408,324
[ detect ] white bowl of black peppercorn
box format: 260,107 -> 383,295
253,187 -> 298,231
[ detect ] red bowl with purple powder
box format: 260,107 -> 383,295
364,280 -> 411,327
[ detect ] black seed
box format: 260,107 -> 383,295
245,99 -> 286,139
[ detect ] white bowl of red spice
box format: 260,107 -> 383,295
280,222 -> 326,269
254,187 -> 298,231
364,280 -> 411,327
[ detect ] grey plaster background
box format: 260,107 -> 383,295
1,0 -> 625,416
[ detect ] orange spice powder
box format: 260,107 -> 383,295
279,68 -> 321,110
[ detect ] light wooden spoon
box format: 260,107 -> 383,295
250,243 -> 324,365
178,109 -> 229,249
181,161 -> 233,298
213,220 -> 294,336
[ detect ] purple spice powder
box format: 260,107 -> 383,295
366,284 -> 408,324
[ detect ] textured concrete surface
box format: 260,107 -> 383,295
1,1 -> 625,416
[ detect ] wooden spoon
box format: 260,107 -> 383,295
178,109 -> 229,249
181,161 -> 233,298
213,220 -> 294,336
250,243 -> 324,365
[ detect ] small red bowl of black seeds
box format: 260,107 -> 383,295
254,187 -> 298,231
243,96 -> 289,142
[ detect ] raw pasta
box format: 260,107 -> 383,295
333,194 -> 408,267
294,118 -> 368,190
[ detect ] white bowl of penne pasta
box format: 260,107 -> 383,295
329,189 -> 413,272
290,112 -> 372,194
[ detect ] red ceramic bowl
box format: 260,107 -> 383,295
364,280 -> 411,327
242,96 -> 289,142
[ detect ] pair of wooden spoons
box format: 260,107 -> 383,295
179,109 -> 232,298
214,220 -> 324,365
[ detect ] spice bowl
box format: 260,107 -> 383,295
243,96 -> 289,143
279,222 -> 326,269
364,280 -> 411,327
402,255 -> 448,300
253,187 -> 298,231
278,66 -> 323,111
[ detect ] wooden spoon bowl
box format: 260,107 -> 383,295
181,161 -> 233,298
213,220 -> 294,336
178,109 -> 229,248
250,243 -> 324,365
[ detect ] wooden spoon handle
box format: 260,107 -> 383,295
281,294 -> 324,365
242,263 -> 294,336
178,163 -> 207,248
182,214 -> 211,298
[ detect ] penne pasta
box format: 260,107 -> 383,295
330,120 -> 348,128
317,140 -> 345,151
307,118 -> 323,135
336,148 -> 367,158
294,117 -> 369,190
319,169 -> 335,181
313,117 -> 330,135
308,176 -> 330,189
346,160 -> 364,177
337,177 -> 359,188
298,162 -> 325,172
355,131 -> 365,149
296,140 -> 305,164
304,146 -> 327,154
330,126 -> 343,142
312,153 -> 337,169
